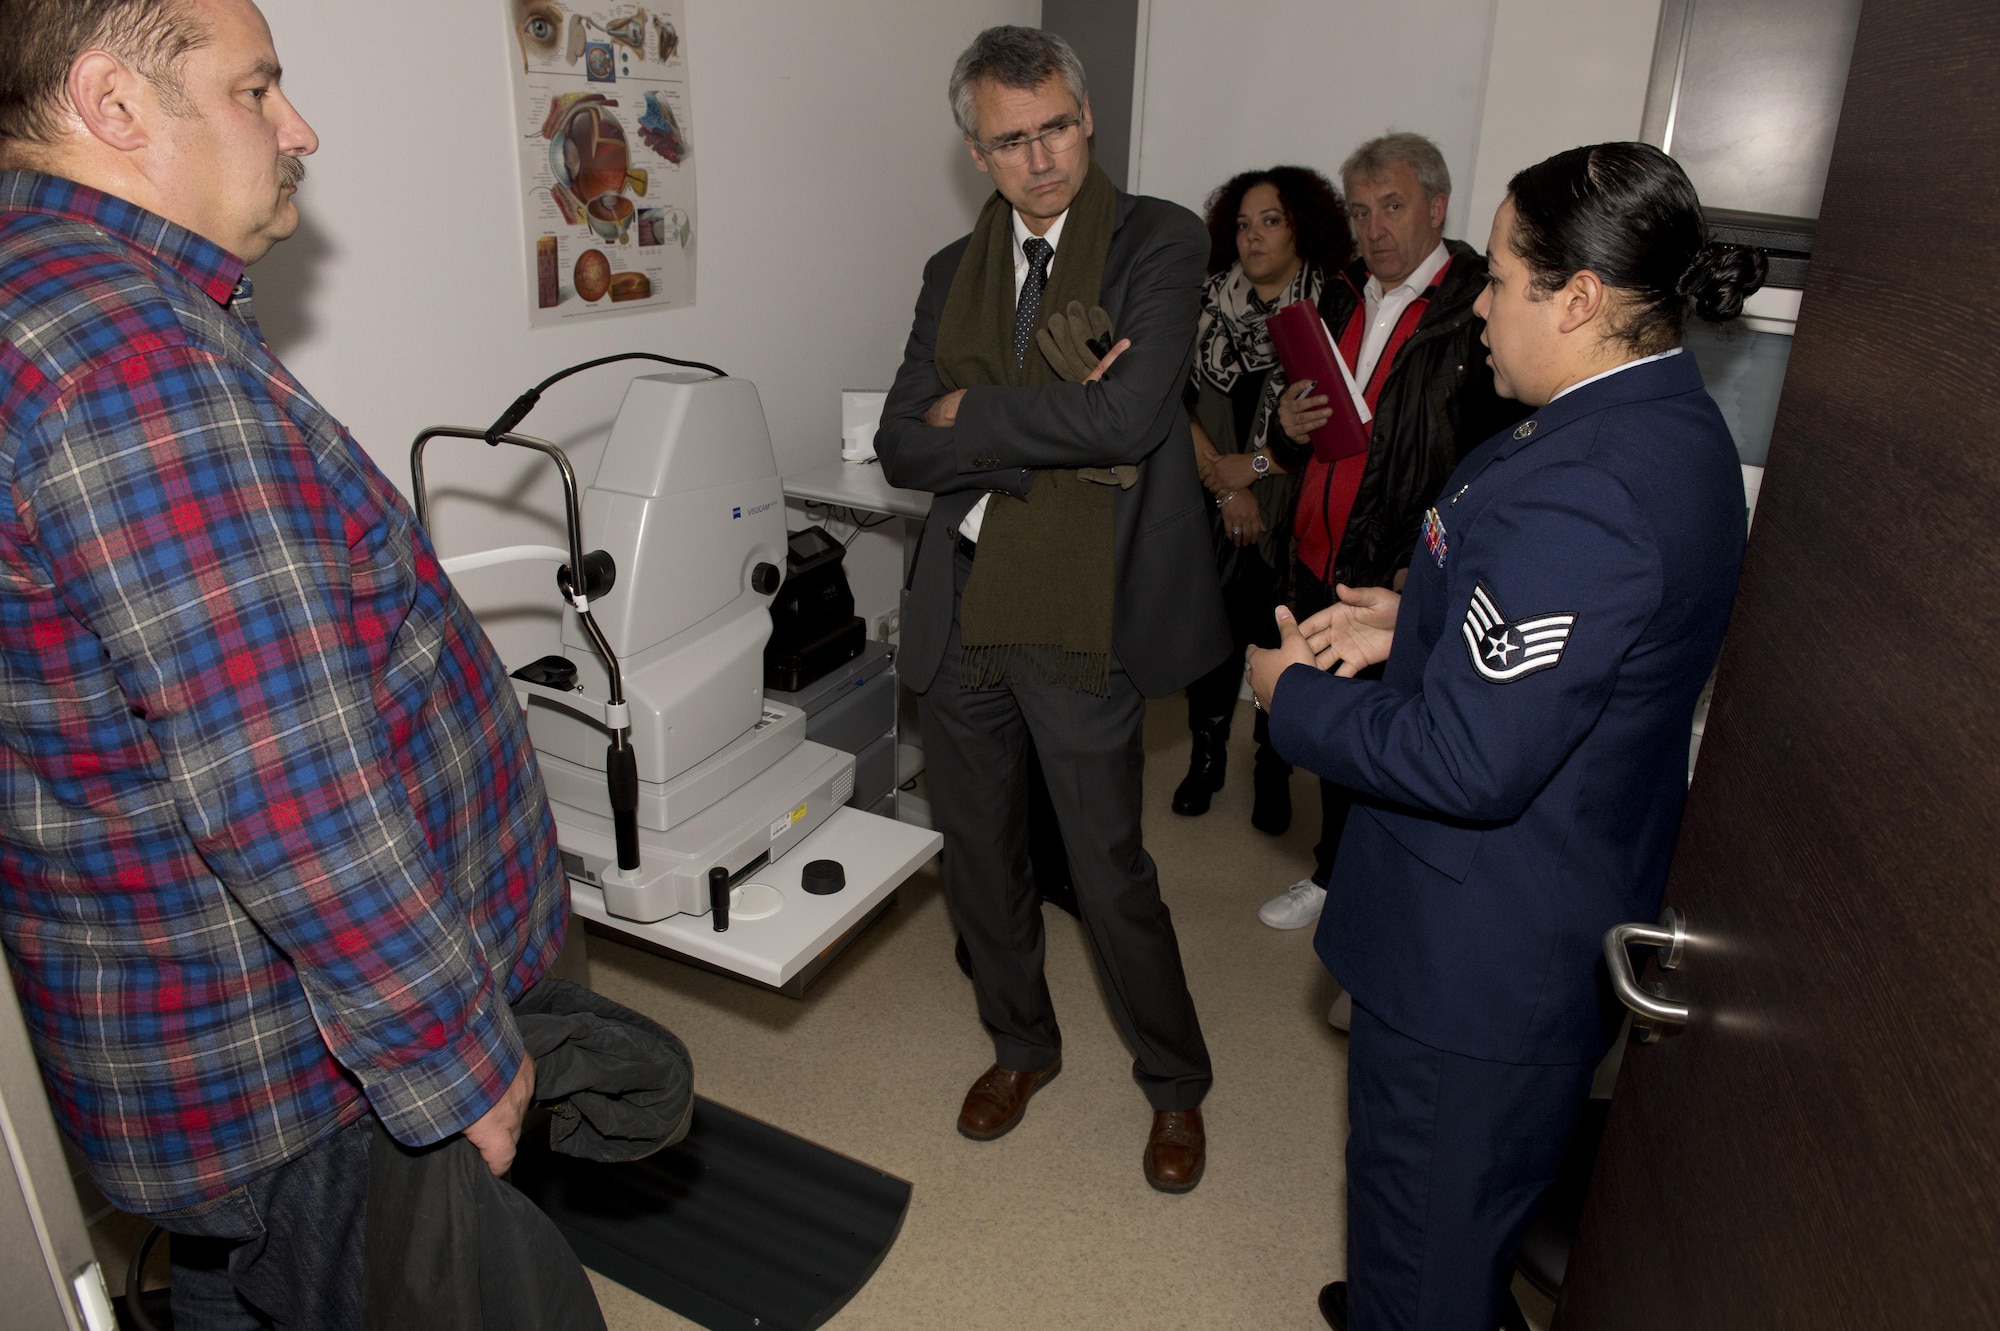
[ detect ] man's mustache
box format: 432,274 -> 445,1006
278,156 -> 307,191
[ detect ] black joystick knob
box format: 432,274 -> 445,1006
751,562 -> 781,595
800,859 -> 845,896
709,866 -> 730,931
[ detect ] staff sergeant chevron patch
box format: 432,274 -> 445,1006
1462,583 -> 1577,684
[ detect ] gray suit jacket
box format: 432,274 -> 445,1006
876,190 -> 1229,699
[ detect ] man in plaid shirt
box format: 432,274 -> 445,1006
0,0 -> 569,1322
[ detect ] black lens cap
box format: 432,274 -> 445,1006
800,859 -> 845,895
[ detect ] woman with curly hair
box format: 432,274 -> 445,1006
1171,166 -> 1353,833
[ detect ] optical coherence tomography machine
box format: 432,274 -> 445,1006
412,360 -> 938,993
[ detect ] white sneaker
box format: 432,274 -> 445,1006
1327,991 -> 1353,1032
1257,878 -> 1326,930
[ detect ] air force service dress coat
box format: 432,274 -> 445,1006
876,190 -> 1230,700
1269,350 -> 1746,1064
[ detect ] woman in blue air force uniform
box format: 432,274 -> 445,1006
1246,143 -> 1767,1331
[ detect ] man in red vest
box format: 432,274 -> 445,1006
1255,133 -> 1523,941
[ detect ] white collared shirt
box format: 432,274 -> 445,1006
1548,347 -> 1683,403
960,208 -> 1070,544
1353,240 -> 1451,388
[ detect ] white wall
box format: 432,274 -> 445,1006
248,0 -> 1661,666
1130,0 -> 1665,254
252,0 -> 1033,664
1461,0 -> 1663,248
1132,0 -> 1500,241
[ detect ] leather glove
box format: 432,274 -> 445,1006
1038,302 -> 1136,488
1035,301 -> 1116,383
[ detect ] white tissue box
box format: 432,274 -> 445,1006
842,390 -> 886,462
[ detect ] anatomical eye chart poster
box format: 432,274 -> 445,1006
506,0 -> 698,326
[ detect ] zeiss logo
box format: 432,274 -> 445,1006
732,507 -> 741,519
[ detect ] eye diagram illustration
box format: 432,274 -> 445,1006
573,248 -> 611,302
512,3 -> 696,320
638,91 -> 689,165
542,92 -> 650,243
513,0 -> 566,68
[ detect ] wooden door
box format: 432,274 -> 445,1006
1556,1 -> 2000,1325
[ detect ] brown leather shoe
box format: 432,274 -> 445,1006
1144,1107 -> 1205,1193
956,1057 -> 1061,1141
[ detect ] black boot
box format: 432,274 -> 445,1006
1251,745 -> 1292,835
1172,731 -> 1228,816
1317,1281 -> 1347,1330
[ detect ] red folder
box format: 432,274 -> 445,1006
1264,300 -> 1373,462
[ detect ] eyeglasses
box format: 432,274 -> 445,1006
975,118 -> 1084,166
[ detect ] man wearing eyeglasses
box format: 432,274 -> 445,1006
876,25 -> 1227,1192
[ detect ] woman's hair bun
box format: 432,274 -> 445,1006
1678,241 -> 1768,324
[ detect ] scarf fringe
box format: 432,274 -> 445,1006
958,643 -> 1111,698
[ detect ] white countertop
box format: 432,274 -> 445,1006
784,459 -> 932,521
569,805 -> 941,989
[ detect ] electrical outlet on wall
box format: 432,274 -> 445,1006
875,609 -> 901,642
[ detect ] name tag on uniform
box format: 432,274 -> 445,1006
1423,507 -> 1448,567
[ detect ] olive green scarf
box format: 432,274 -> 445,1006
935,162 -> 1119,695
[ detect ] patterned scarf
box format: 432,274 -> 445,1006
933,162 -> 1120,695
1193,261 -> 1323,454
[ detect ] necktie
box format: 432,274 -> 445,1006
1014,237 -> 1053,367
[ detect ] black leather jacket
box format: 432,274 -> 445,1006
1277,240 -> 1526,589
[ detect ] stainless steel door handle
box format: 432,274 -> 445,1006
1604,906 -> 1689,1034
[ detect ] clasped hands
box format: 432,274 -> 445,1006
1200,451 -> 1265,495
923,301 -> 1132,428
1190,420 -> 1262,547
1245,584 -> 1401,712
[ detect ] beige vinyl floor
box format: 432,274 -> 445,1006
580,698 -> 1355,1331
101,696 -> 1561,1329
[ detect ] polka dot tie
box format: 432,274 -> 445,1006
1013,237 -> 1054,367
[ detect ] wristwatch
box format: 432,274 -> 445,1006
1250,449 -> 1271,476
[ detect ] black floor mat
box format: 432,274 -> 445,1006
511,1096 -> 912,1331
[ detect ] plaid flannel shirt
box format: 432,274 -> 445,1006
0,172 -> 568,1214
